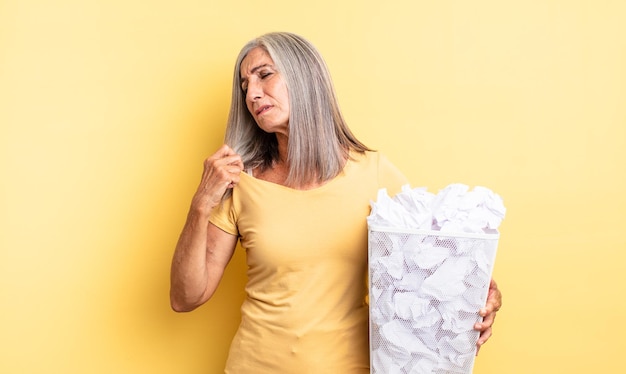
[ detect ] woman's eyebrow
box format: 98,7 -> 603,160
241,64 -> 273,81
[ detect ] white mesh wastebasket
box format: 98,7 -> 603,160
368,225 -> 499,374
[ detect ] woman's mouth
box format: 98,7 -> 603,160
256,105 -> 272,116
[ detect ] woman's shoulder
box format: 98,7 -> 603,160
350,149 -> 379,163
350,150 -> 408,194
349,150 -> 392,170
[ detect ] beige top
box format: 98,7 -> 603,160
210,151 -> 407,373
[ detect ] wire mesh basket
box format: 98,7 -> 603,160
368,225 -> 499,374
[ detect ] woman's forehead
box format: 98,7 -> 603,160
240,47 -> 275,77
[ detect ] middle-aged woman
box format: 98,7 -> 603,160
170,32 -> 502,373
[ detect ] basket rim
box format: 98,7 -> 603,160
367,224 -> 500,240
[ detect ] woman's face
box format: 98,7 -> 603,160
240,47 -> 290,136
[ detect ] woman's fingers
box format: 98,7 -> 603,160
473,278 -> 502,354
192,145 -> 244,211
212,144 -> 237,158
479,279 -> 502,318
476,326 -> 493,355
206,146 -> 243,177
212,144 -> 244,168
475,312 -> 496,355
475,309 -> 496,331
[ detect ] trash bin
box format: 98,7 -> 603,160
368,225 -> 499,374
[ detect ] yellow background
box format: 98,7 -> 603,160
2,0 -> 625,373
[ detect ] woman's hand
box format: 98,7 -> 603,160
191,144 -> 244,214
474,278 -> 502,354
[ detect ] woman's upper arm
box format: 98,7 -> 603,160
201,222 -> 239,300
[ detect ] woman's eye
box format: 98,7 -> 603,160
260,71 -> 272,79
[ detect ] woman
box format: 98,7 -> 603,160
170,32 -> 502,373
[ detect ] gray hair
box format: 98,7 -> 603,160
224,32 -> 370,187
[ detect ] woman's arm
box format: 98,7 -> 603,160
169,145 -> 243,312
170,220 -> 238,312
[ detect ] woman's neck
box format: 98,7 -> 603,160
254,134 -> 347,190
275,133 -> 289,166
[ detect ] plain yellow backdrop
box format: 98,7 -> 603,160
2,0 -> 625,373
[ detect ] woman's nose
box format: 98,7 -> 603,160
246,81 -> 262,101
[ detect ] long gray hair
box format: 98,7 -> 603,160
224,32 -> 370,187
